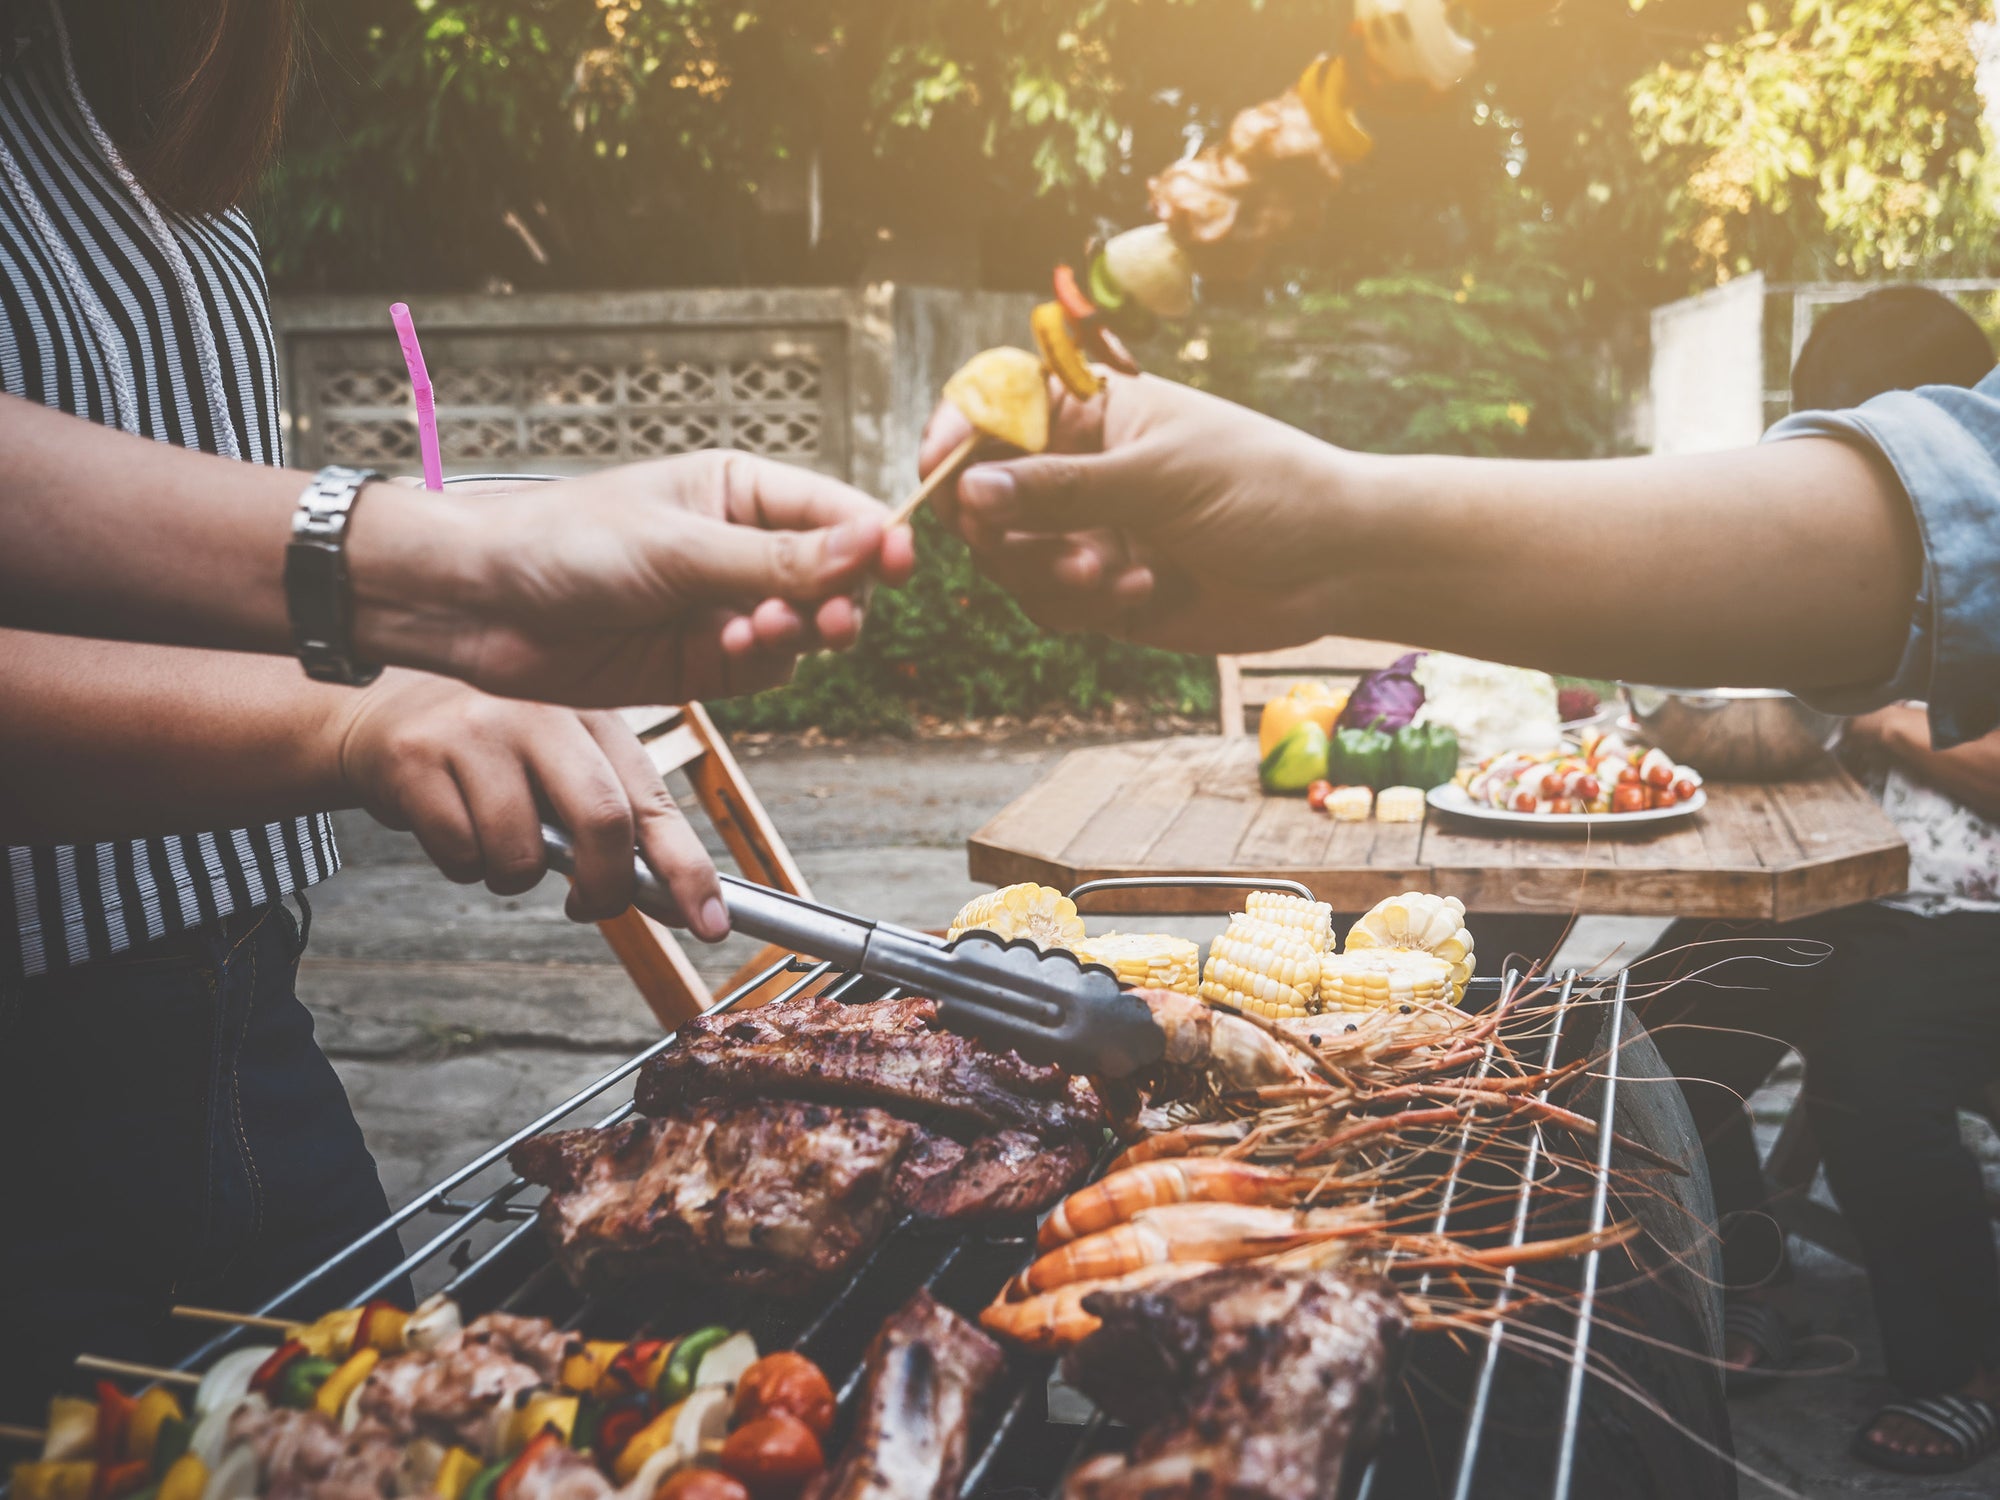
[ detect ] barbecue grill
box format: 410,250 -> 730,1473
117,882 -> 1735,1500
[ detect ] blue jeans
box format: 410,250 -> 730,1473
0,898 -> 404,1421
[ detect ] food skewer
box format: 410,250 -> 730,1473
889,344 -> 1049,525
72,1357 -> 199,1388
0,1424 -> 46,1446
889,433 -> 976,527
168,1306 -> 295,1332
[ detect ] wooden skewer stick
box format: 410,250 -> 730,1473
890,434 -> 979,528
171,1304 -> 296,1332
0,1423 -> 47,1446
74,1355 -> 201,1388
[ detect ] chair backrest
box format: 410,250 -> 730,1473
592,701 -> 812,1027
1216,636 -> 1417,737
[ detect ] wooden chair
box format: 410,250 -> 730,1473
1215,636 -> 1417,738
591,702 -> 811,1028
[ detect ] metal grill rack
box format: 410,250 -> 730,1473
115,883 -> 1720,1500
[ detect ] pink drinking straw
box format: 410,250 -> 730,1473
389,301 -> 444,491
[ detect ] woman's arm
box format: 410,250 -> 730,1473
0,394 -> 915,707
1846,705 -> 2000,821
0,632 -> 726,933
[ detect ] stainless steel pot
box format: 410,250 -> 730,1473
1622,686 -> 1841,780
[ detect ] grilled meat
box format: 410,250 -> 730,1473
634,995 -> 1105,1142
502,1433 -> 615,1500
513,1101 -> 918,1295
1061,1266 -> 1407,1500
807,1290 -> 1007,1500
357,1313 -> 571,1449
893,1128 -> 1096,1220
225,1406 -> 409,1500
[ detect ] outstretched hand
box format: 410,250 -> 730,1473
916,374 -> 1355,655
353,451 -> 916,708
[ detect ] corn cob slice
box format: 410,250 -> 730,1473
1328,785 -> 1373,822
1243,891 -> 1333,952
948,883 -> 1085,950
1319,948 -> 1456,1010
1375,786 -> 1426,823
1343,891 -> 1475,1003
1199,915 -> 1324,1019
1076,932 -> 1201,996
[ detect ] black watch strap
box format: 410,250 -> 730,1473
286,465 -> 385,686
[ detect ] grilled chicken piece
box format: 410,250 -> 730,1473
634,996 -> 1105,1141
1061,1266 -> 1407,1500
357,1313 -> 567,1449
513,1101 -> 920,1295
225,1407 -> 408,1500
807,1290 -> 1007,1500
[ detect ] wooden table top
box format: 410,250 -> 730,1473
968,737 -> 1909,921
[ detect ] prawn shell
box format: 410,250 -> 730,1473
1037,1159 -> 1308,1250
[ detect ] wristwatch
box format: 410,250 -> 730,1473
286,464 -> 385,686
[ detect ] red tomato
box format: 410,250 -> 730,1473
1617,768 -> 1642,787
1574,775 -> 1601,803
1549,798 -> 1576,815
1612,784 -> 1648,814
1672,777 -> 1699,802
731,1354 -> 836,1440
654,1474 -> 751,1500
1650,784 -> 1678,809
718,1416 -> 823,1500
1511,791 -> 1539,813
1306,779 -> 1334,812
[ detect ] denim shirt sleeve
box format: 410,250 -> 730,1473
1764,364 -> 2000,749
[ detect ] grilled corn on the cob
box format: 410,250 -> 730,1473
1199,914 -> 1323,1018
1243,891 -> 1334,952
1319,948 -> 1456,1009
1076,932 -> 1201,995
1344,891 -> 1475,1003
948,884 -> 1085,950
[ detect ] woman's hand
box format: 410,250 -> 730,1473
351,451 -> 917,708
917,374 -> 1358,654
334,670 -> 725,935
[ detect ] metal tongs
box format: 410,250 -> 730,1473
540,824 -> 1165,1078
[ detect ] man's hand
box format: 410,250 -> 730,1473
917,374 -> 1357,654
335,670 -> 725,935
351,451 -> 917,708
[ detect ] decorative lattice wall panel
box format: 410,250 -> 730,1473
284,318 -> 850,480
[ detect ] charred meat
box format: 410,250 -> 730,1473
1061,1266 -> 1407,1500
357,1312 -> 571,1448
512,1101 -> 919,1295
634,995 -> 1104,1142
807,1290 -> 1008,1500
225,1406 -> 410,1500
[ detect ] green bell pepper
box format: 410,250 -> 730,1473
1390,723 -> 1459,790
654,1325 -> 731,1408
1328,723 -> 1394,790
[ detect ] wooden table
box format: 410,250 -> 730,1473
969,737 -> 1909,920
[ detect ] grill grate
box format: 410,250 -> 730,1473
86,897 -> 1693,1500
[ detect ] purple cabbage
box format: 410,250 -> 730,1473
1337,651 -> 1427,733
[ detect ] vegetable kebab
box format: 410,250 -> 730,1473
15,1299 -> 837,1500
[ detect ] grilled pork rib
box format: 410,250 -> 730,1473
513,1101 -> 919,1294
634,995 -> 1104,1140
1061,1266 -> 1408,1500
807,1290 -> 1007,1500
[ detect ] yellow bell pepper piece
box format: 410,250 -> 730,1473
126,1389 -> 184,1464
433,1447 -> 482,1500
562,1341 -> 625,1395
1030,301 -> 1102,401
611,1402 -> 682,1484
507,1393 -> 578,1453
156,1455 -> 206,1500
312,1347 -> 379,1423
11,1462 -> 95,1500
1296,54 -> 1374,163
296,1307 -> 361,1359
358,1303 -> 409,1353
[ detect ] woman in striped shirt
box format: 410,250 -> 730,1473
0,0 -> 902,1419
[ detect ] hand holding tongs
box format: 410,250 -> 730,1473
540,824 -> 1165,1078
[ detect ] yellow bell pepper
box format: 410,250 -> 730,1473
356,1303 -> 409,1353
434,1447 -> 483,1500
11,1462 -> 95,1500
156,1455 -> 206,1500
127,1389 -> 184,1465
1257,681 -> 1348,758
1029,301 -> 1102,401
312,1347 -> 379,1423
560,1340 -> 625,1394
610,1402 -> 682,1484
296,1307 -> 361,1359
506,1393 -> 578,1453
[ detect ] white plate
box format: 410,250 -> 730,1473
1426,781 -> 1706,832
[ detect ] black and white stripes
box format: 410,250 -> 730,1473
0,15 -> 337,979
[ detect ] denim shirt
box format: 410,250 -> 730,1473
1767,364 -> 2000,749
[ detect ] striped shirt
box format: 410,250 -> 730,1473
0,18 -> 338,980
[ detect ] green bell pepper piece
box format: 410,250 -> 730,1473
1328,723 -> 1394,790
276,1357 -> 339,1410
149,1419 -> 191,1480
462,1461 -> 510,1500
1390,723 -> 1459,790
655,1326 -> 731,1408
